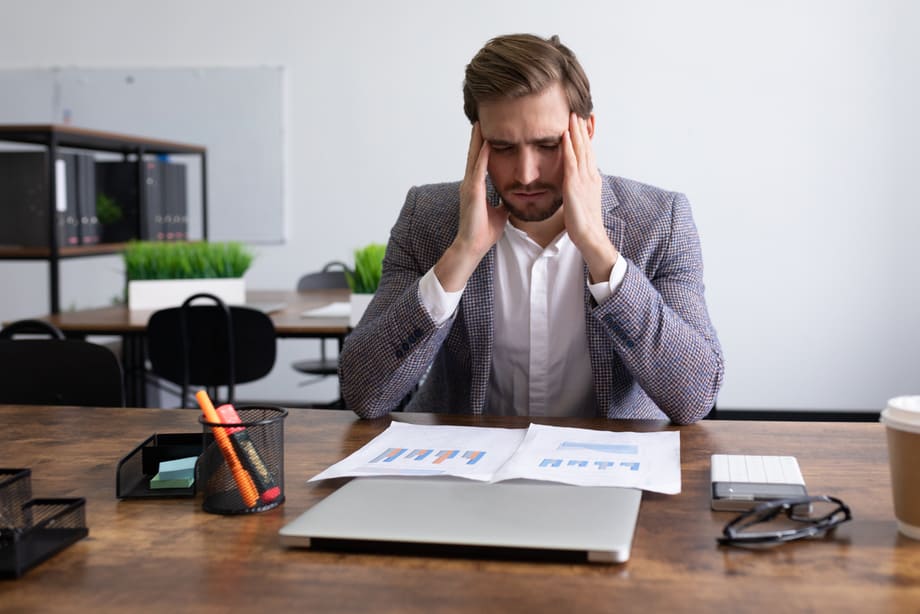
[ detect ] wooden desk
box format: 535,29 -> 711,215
26,289 -> 351,406
37,289 -> 351,338
1,406 -> 916,612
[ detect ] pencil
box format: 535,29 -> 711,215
195,390 -> 259,508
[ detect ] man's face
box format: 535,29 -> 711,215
478,82 -> 571,223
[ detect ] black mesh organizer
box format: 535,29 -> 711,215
116,433 -> 213,498
1,468 -> 88,579
198,406 -> 287,515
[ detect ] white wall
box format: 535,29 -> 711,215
0,0 -> 917,411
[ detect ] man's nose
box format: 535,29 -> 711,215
513,148 -> 540,186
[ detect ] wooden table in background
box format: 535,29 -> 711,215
28,289 -> 350,406
1,406 -> 917,612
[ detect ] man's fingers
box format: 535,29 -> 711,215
465,122 -> 483,178
569,113 -> 587,171
584,115 -> 597,171
562,125 -> 578,178
472,139 -> 490,183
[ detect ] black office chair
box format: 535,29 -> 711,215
0,319 -> 66,340
0,319 -> 125,407
146,293 -> 277,408
292,261 -> 350,407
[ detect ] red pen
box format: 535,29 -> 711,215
215,404 -> 282,505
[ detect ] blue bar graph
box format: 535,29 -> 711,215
462,450 -> 485,465
433,450 -> 459,464
559,442 -> 639,455
406,449 -> 433,461
370,448 -> 407,463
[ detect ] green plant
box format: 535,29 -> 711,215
96,193 -> 123,225
346,243 -> 386,294
123,241 -> 254,281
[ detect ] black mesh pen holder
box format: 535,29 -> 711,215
198,405 -> 287,515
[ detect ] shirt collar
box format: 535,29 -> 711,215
503,220 -> 570,256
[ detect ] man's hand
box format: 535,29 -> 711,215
562,113 -> 618,283
435,123 -> 509,291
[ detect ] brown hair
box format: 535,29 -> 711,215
463,34 -> 593,123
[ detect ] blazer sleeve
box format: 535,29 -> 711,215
339,186 -> 455,418
594,192 -> 724,424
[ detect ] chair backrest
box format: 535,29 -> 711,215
0,337 -> 125,407
297,261 -> 350,291
0,319 -> 66,340
146,293 -> 276,407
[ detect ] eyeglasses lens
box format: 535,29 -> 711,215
722,496 -> 851,545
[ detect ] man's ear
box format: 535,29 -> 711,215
586,113 -> 596,139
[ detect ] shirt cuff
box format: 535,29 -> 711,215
419,267 -> 464,326
588,254 -> 628,304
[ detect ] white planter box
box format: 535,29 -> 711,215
128,278 -> 246,311
350,293 -> 374,328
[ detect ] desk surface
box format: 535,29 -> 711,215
0,406 -> 916,612
33,289 -> 350,337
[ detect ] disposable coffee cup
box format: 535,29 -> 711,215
880,396 -> 920,539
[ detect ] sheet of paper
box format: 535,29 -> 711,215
301,301 -> 350,318
491,424 -> 681,494
308,421 -> 527,482
310,422 -> 681,494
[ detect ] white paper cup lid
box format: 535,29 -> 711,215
880,396 -> 920,433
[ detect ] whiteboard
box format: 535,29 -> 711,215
0,67 -> 285,243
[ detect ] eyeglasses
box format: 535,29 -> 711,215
718,495 -> 852,547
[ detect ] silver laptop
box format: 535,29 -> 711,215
280,477 -> 642,563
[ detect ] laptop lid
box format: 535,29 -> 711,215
280,477 -> 642,563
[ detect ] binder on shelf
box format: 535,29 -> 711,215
75,154 -> 99,245
163,163 -> 188,240
144,160 -> 165,241
0,151 -> 93,248
55,155 -> 80,247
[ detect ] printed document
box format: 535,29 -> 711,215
309,421 -> 680,494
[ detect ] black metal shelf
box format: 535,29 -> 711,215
0,124 -> 209,313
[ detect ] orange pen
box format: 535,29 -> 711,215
195,390 -> 259,508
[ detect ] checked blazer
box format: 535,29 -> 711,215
339,174 -> 724,424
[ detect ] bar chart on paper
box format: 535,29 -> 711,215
309,422 -> 681,494
491,424 -> 682,493
369,448 -> 486,466
539,441 -> 641,472
308,422 -> 527,482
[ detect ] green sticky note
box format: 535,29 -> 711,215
150,456 -> 196,489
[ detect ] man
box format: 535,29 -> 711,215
339,34 -> 723,424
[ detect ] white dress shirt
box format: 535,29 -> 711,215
419,221 -> 627,417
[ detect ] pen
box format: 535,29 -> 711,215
195,390 -> 259,508
215,403 -> 282,505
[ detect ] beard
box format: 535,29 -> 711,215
497,183 -> 564,223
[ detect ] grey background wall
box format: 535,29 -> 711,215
0,0 -> 916,411
0,66 -> 286,242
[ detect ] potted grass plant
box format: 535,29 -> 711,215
124,240 -> 254,311
345,243 -> 385,327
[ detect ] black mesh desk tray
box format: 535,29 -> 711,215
116,432 -> 211,498
1,468 -> 88,579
